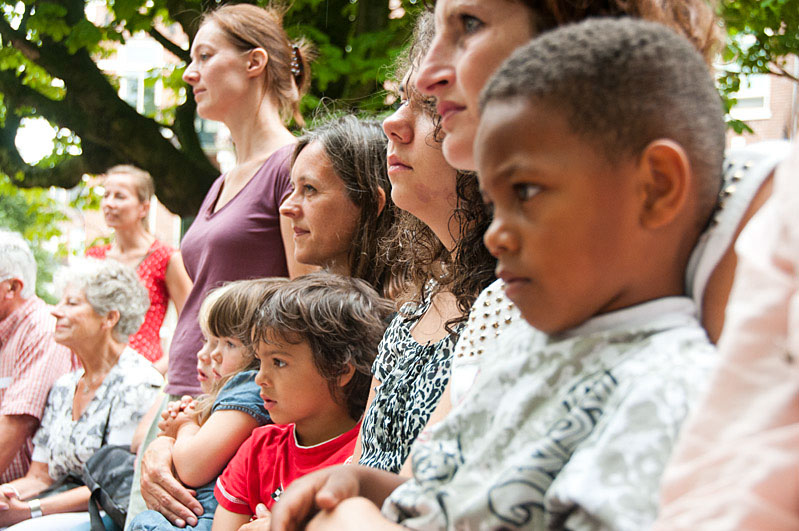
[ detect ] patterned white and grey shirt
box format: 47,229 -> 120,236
383,297 -> 715,530
32,347 -> 163,481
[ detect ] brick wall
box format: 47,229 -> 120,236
728,56 -> 798,147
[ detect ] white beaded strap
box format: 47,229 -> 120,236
28,498 -> 42,518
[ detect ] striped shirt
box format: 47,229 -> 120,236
0,297 -> 75,481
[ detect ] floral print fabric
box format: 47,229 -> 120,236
32,347 -> 162,480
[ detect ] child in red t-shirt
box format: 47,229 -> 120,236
212,272 -> 392,530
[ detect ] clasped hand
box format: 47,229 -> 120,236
157,395 -> 197,438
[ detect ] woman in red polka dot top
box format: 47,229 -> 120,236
86,165 -> 192,373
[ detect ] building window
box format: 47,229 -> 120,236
730,73 -> 772,121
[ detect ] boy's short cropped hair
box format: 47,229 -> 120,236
480,17 -> 725,231
251,271 -> 393,420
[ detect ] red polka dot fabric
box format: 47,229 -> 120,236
86,240 -> 175,362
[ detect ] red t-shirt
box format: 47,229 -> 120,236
214,422 -> 360,514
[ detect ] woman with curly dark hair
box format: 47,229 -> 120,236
353,12 -> 495,475
417,0 -> 725,406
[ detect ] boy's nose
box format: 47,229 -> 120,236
483,217 -> 517,257
255,369 -> 270,388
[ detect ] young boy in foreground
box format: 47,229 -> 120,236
270,18 -> 725,530
210,273 -> 392,530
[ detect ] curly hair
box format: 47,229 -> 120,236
56,258 -> 149,343
380,11 -> 496,332
250,271 -> 393,421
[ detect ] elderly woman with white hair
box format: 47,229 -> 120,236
0,259 -> 163,530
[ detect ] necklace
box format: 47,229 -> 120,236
80,373 -> 103,395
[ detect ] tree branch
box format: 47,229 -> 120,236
18,3 -> 33,34
0,92 -> 116,189
172,95 -> 206,161
164,0 -> 204,42
0,16 -> 40,62
148,27 -> 190,63
0,70 -> 84,131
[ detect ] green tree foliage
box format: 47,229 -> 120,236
719,0 -> 799,133
0,0 -> 421,216
0,175 -> 67,302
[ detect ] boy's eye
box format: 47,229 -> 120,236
513,183 -> 541,201
303,184 -> 317,195
272,358 -> 286,368
460,14 -> 484,34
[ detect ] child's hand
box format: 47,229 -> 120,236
158,402 -> 197,438
163,395 -> 195,419
238,504 -> 270,530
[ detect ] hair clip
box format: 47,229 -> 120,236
290,45 -> 303,81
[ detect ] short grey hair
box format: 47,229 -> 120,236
56,258 -> 149,343
0,229 -> 37,299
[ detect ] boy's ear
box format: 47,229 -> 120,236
337,363 -> 356,388
247,48 -> 268,78
637,139 -> 691,230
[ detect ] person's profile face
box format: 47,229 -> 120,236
183,21 -> 252,122
51,284 -> 107,349
253,333 -> 344,444
383,72 -> 458,227
476,98 -> 644,333
101,173 -> 148,229
279,141 -> 360,274
414,0 -> 535,171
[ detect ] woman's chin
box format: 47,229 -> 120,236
442,131 -> 478,172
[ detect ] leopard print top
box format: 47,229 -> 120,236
359,285 -> 464,473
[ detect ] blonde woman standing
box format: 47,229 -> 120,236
88,165 -> 192,373
132,5 -> 315,527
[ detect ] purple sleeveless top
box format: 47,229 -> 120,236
166,144 -> 294,395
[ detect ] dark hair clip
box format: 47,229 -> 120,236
290,45 -> 303,82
